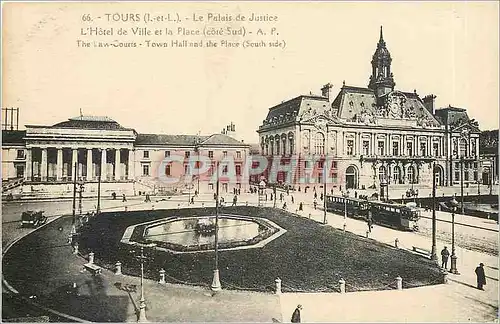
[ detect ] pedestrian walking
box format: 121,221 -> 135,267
190,196 -> 194,204
367,217 -> 373,233
291,304 -> 302,323
354,191 -> 358,198
299,202 -> 303,211
441,246 -> 450,270
282,202 -> 287,210
475,263 -> 486,290
280,193 -> 284,201
314,192 -> 318,199
320,193 -> 323,201
122,194 -> 127,202
270,193 -> 273,201
313,198 -> 317,210
232,195 -> 237,206
291,195 -> 294,204
265,192 -> 268,201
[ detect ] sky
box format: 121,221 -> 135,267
2,1 -> 499,143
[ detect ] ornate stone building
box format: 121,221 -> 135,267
2,116 -> 250,198
257,27 -> 481,193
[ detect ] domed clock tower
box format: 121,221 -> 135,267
368,26 -> 396,98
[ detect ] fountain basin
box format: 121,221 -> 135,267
121,214 -> 286,254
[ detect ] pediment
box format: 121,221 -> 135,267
453,123 -> 480,134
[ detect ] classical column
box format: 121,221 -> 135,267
71,149 -> 78,181
86,149 -> 93,181
115,149 -> 121,180
128,149 -> 134,180
56,148 -> 63,181
101,149 -> 107,180
41,148 -> 48,181
25,148 -> 32,181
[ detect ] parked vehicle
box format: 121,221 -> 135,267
21,210 -> 47,228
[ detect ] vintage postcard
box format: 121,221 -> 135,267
1,1 -> 498,323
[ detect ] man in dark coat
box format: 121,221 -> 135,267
475,263 -> 486,290
440,247 -> 450,270
291,304 -> 302,323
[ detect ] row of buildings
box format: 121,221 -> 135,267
2,27 -> 497,198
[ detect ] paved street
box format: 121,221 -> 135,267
2,190 -> 498,322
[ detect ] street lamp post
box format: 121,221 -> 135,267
97,155 -> 102,214
431,163 -> 438,261
448,197 -> 460,275
342,191 -> 349,229
138,246 -> 147,322
323,165 -> 327,225
212,161 -> 221,291
273,184 -> 277,209
258,180 -> 266,207
133,242 -> 156,323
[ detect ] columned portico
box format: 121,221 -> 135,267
41,148 -> 48,181
86,149 -> 93,181
115,149 -> 121,180
101,149 -> 107,181
25,149 -> 32,181
57,148 -> 63,180
71,149 -> 78,181
128,149 -> 134,180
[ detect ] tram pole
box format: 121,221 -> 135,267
431,163 -> 438,262
460,157 -> 464,214
72,162 -> 77,225
323,164 -> 327,225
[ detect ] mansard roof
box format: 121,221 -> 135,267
51,115 -> 132,130
136,134 -> 208,146
2,130 -> 26,145
435,106 -> 480,131
201,133 -> 247,146
135,133 -> 247,147
332,85 -> 441,126
260,95 -> 330,130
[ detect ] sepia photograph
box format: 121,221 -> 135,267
1,1 -> 499,322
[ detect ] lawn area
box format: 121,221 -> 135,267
76,206 -> 444,293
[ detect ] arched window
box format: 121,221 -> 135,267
407,166 -> 415,184
393,166 -> 401,184
282,137 -> 287,155
270,141 -> 274,156
276,138 -> 280,155
346,165 -> 358,189
378,166 -> 386,182
314,132 -> 325,155
459,138 -> 467,157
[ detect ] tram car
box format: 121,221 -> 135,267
325,195 -> 370,220
369,201 -> 420,231
21,210 -> 47,228
326,195 -> 420,231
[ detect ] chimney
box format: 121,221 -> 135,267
321,83 -> 333,100
423,94 -> 437,115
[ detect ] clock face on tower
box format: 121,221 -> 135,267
389,101 -> 400,118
